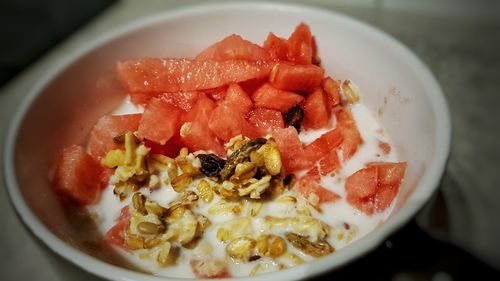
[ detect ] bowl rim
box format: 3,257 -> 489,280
3,2 -> 451,281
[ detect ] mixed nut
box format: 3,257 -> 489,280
100,133 -> 339,274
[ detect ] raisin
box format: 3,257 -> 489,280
285,105 -> 304,131
197,154 -> 226,177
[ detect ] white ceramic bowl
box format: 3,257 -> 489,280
4,2 -> 451,281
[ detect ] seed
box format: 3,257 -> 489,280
137,221 -> 165,235
256,235 -> 269,256
340,79 -> 360,105
277,196 -> 297,203
144,201 -> 166,216
132,193 -> 147,215
171,174 -> 193,192
179,147 -> 189,158
269,236 -> 286,258
285,232 -> 334,257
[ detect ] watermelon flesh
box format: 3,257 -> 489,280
138,97 -> 181,145
345,162 -> 407,215
104,206 -> 130,248
196,34 -> 271,61
252,83 -> 304,113
302,87 -> 330,130
179,95 -> 225,156
87,114 -> 142,160
117,58 -> 273,93
52,145 -> 102,205
270,63 -> 324,91
247,108 -> 285,136
297,167 -> 340,204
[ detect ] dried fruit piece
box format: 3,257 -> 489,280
285,232 -> 334,257
284,105 -> 304,130
197,153 -> 226,177
220,138 -> 267,181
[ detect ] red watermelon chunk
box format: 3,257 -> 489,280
269,63 -> 324,91
345,162 -> 407,215
271,126 -> 310,172
87,114 -> 142,160
117,58 -> 273,93
335,108 -> 362,160
303,88 -> 330,130
208,104 -> 258,142
196,34 -> 271,61
190,258 -> 231,279
263,32 -> 289,61
247,108 -> 285,136
144,139 -> 181,158
52,145 -> 102,205
104,206 -> 130,249
252,83 -> 304,113
179,95 -> 225,156
138,98 -> 181,145
304,128 -> 343,164
131,91 -> 200,109
99,168 -> 114,190
287,23 -> 313,64
322,77 -> 341,115
318,150 -> 341,176
297,167 -> 340,204
224,83 -> 253,116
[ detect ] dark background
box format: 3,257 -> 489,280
1,1 -> 499,280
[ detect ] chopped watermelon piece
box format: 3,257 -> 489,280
87,114 -> 142,160
99,168 -> 114,190
239,78 -> 267,95
208,104 -> 258,142
179,95 -> 225,156
297,168 -> 340,204
335,108 -> 362,160
369,162 -> 407,186
287,23 -> 313,64
144,138 -> 181,158
263,32 -> 289,61
247,108 -> 285,136
318,150 -> 341,176
252,83 -> 304,113
117,58 -> 273,93
205,86 -> 227,101
196,34 -> 271,61
224,83 -> 253,116
104,206 -> 130,249
378,141 -> 391,155
190,258 -> 231,279
271,126 -> 310,172
52,145 -> 102,205
321,77 -> 341,115
303,88 -> 330,130
269,63 -> 324,91
304,128 -> 343,164
345,162 -> 407,215
138,98 -> 181,145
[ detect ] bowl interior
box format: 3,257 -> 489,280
6,3 -> 449,281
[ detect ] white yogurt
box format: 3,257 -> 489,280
88,97 -> 400,278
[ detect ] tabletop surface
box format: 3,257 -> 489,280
1,1 -> 499,280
